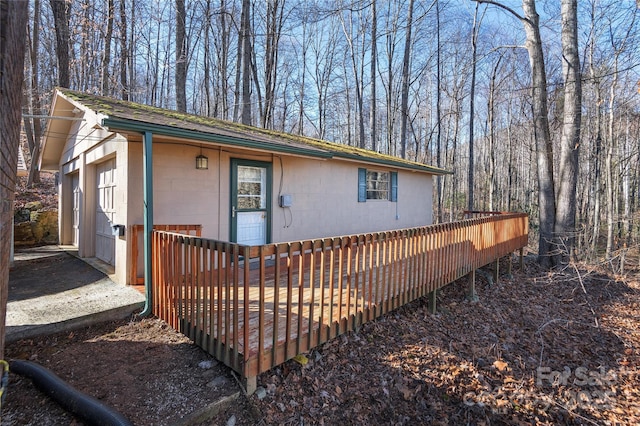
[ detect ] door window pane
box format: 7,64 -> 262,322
237,166 -> 266,209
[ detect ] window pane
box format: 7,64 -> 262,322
366,170 -> 389,200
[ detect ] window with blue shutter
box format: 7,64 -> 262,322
359,168 -> 397,202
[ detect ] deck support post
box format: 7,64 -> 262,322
506,253 -> 513,279
467,270 -> 478,302
519,248 -> 524,270
243,375 -> 257,395
428,290 -> 436,314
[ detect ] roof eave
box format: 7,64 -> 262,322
101,117 -> 334,160
333,152 -> 452,175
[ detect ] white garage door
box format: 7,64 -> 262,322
96,159 -> 116,265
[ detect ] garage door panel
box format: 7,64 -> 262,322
96,159 -> 116,265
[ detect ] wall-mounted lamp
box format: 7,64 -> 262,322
196,146 -> 208,170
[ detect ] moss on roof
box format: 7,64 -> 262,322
60,88 -> 450,175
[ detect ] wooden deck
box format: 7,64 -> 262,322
150,213 -> 528,381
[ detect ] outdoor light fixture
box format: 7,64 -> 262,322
196,146 -> 208,170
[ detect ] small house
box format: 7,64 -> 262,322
40,89 -> 449,286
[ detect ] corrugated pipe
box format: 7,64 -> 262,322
9,360 -> 133,426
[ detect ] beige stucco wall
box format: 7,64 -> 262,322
130,142 -> 434,244
61,126 -> 434,285
271,156 -> 433,241
57,107 -> 130,286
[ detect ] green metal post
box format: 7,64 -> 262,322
140,131 -> 153,317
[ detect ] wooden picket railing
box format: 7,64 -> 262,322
130,224 -> 202,285
151,213 -> 528,384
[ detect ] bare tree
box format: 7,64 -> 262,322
50,0 -> 71,88
102,0 -> 115,95
399,0 -> 414,159
467,1 -> 480,211
240,0 -> 252,125
435,0 -> 443,222
25,0 -> 43,186
338,4 -> 367,148
369,0 -> 378,151
175,0 -> 187,112
120,0 -> 129,100
261,0 -> 286,129
554,0 -> 582,259
476,0 -> 556,266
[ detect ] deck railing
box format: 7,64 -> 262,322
129,224 -> 202,285
151,213 -> 528,382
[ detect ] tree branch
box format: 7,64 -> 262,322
472,0 -> 529,25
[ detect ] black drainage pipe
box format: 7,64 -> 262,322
9,360 -> 133,426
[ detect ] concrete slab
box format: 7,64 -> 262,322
6,246 -> 145,343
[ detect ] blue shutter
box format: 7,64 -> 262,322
390,171 -> 398,202
358,168 -> 366,202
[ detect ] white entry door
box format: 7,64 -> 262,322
231,160 -> 271,246
72,173 -> 80,246
96,159 -> 116,265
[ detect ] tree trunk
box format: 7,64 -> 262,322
119,0 -> 129,100
219,0 -> 230,119
399,0 -> 414,159
467,2 -> 479,211
49,0 -> 70,88
605,58 -> 618,261
102,0 -> 114,95
487,55 -> 503,212
262,0 -> 284,129
203,0 -> 211,116
554,0 -> 582,260
435,0 -> 442,222
240,0 -> 252,125
370,0 -> 377,152
0,0 -> 28,358
522,0 -> 556,267
475,0 -> 557,266
26,0 -> 42,186
175,0 -> 187,113
339,9 -> 366,149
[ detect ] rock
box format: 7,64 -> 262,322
293,354 -> 308,365
226,414 -> 236,426
14,222 -> 35,245
198,360 -> 217,369
14,209 -> 31,223
255,386 -> 267,400
30,211 -> 58,243
14,209 -> 58,246
24,201 -> 43,211
206,375 -> 228,388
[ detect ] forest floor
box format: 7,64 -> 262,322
3,255 -> 639,425
4,175 -> 639,425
